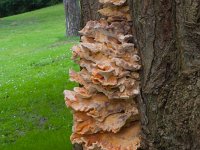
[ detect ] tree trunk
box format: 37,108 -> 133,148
63,0 -> 80,36
128,0 -> 200,149
77,0 -> 200,149
80,0 -> 103,28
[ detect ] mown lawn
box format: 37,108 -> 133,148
0,4 -> 79,150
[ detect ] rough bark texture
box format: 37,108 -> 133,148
128,0 -> 200,149
63,0 -> 80,36
80,0 -> 103,27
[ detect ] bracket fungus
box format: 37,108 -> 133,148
71,121 -> 141,150
64,89 -> 139,123
64,0 -> 142,149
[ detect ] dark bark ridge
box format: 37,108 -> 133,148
129,0 -> 200,149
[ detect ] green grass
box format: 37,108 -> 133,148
0,4 -> 79,150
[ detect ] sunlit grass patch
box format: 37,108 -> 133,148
0,4 -> 78,150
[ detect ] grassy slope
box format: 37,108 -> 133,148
0,4 -> 78,150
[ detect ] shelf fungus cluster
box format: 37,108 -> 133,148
64,0 -> 141,149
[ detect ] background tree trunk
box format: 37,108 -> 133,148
128,0 -> 200,149
76,0 -> 200,149
63,0 -> 80,36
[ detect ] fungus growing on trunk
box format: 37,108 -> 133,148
71,121 -> 141,150
64,0 -> 142,149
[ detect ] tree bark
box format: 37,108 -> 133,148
80,0 -> 103,28
128,0 -> 200,149
63,0 -> 80,36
